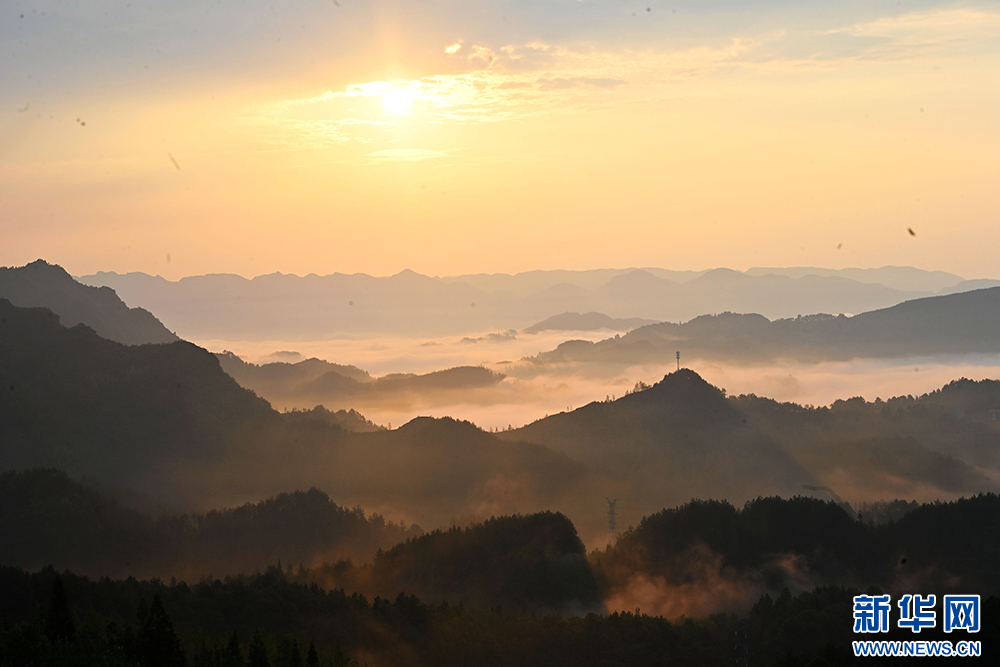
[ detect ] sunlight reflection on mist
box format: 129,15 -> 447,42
196,331 -> 1000,431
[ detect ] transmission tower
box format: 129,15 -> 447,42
676,350 -> 681,371
606,498 -> 618,538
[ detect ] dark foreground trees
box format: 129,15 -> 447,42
3,566 -> 996,667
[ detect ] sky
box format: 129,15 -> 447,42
2,0 -> 998,280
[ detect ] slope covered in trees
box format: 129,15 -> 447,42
598,494 -> 1000,605
306,512 -> 598,614
502,370 -> 998,516
0,299 -> 598,525
0,469 -> 416,580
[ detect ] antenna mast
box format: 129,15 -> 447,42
676,350 -> 680,371
606,498 -> 618,539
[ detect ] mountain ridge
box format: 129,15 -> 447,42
0,260 -> 178,345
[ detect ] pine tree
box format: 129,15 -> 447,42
44,573 -> 75,643
277,637 -> 302,667
227,631 -> 245,666
248,630 -> 270,667
305,641 -> 320,667
137,594 -> 187,667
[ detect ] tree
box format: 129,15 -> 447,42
44,573 -> 75,644
305,641 -> 319,667
277,637 -> 302,667
227,631 -> 245,666
248,630 -> 270,667
137,594 -> 187,667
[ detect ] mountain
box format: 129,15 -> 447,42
601,494 -> 1000,611
523,311 -> 657,334
0,297 -> 278,497
0,468 -> 415,579
499,370 -> 814,507
939,278 -> 1000,295
0,299 -> 597,527
328,511 -> 600,612
81,268 -> 499,339
216,351 -> 504,410
439,268 -> 708,297
4,293 -> 996,543
0,260 -> 178,345
499,370 -> 996,514
745,266 -> 964,292
1,468 -> 594,611
731,379 -> 1000,497
78,266 -> 945,340
534,286 -> 1000,365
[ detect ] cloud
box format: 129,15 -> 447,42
742,6 -> 1000,66
536,77 -> 626,91
225,2 -> 999,152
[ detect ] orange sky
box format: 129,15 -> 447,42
1,1 -> 998,279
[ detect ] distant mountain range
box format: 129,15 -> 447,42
77,265 -> 985,339
533,286 -> 1000,365
1,260 -> 178,345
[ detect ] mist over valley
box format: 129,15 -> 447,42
3,260 -> 1000,666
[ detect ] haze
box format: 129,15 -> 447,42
205,330 -> 1000,431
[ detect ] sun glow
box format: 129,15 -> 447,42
381,86 -> 415,115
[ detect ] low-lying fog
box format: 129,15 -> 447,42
196,330 -> 1000,430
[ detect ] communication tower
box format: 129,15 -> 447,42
606,498 -> 618,538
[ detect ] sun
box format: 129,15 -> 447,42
381,86 -> 415,115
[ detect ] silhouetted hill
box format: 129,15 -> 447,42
501,370 -> 996,515
731,379 -> 1000,499
217,351 -> 504,409
368,366 -> 503,392
217,351 -> 371,385
0,299 -> 600,528
334,417 -> 598,529
310,512 -> 600,613
282,405 -> 385,432
0,260 -> 178,345
501,370 -> 813,507
0,468 -> 162,575
0,469 -> 593,610
534,286 -> 1000,364
0,468 -> 415,579
523,311 -> 656,334
371,511 -> 599,611
0,298 -> 276,491
600,495 -> 1000,604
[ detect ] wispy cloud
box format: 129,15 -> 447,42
242,4 -> 1000,150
